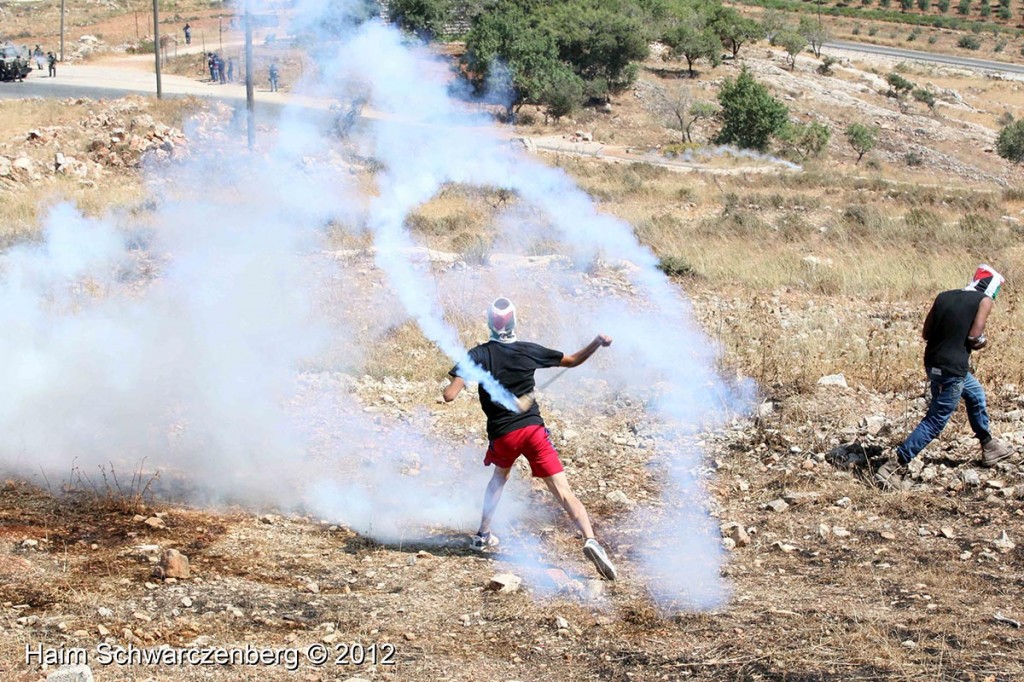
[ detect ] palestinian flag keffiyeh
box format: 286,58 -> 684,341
964,264 -> 1005,300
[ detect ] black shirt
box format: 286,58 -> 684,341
923,289 -> 986,377
450,341 -> 564,440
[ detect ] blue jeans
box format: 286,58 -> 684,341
896,370 -> 991,464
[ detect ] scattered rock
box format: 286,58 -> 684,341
154,549 -> 189,579
721,522 -> 751,547
832,527 -> 851,538
143,516 -> 165,530
766,499 -> 790,513
961,469 -> 981,487
817,374 -> 848,388
940,527 -> 956,539
46,666 -> 94,682
880,531 -> 897,541
605,490 -> 635,507
488,573 -> 522,593
993,531 -> 1015,553
861,415 -> 886,436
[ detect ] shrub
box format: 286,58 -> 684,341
852,23 -> 862,34
912,87 -> 936,109
901,0 -> 914,10
995,38 -> 1007,50
996,119 -> 1024,163
777,120 -> 832,161
980,0 -> 992,15
928,33 -> 939,42
845,123 -> 878,162
658,255 -> 695,277
777,30 -> 808,69
714,66 -> 789,152
917,0 -> 931,9
957,0 -> 971,14
905,150 -> 925,166
869,26 -> 879,35
886,72 -> 915,96
388,0 -> 453,38
817,55 -> 839,75
957,34 -> 982,48
938,0 -> 951,10
998,6 -> 1012,18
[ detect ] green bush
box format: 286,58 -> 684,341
912,87 -> 936,108
917,0 -> 931,9
998,6 -> 1011,18
845,123 -> 878,162
996,119 -> 1024,163
714,66 -> 789,152
995,38 -> 1007,50
387,0 -> 453,38
869,26 -> 879,35
776,120 -> 832,161
957,0 -> 971,14
905,150 -> 925,166
980,0 -> 992,15
658,256 -> 695,277
938,0 -> 950,11
928,33 -> 939,42
852,23 -> 862,34
957,34 -> 982,48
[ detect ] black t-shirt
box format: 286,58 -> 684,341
450,341 -> 564,440
923,289 -> 986,377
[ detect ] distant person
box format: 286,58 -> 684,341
268,62 -> 279,92
876,265 -> 1014,489
47,52 -> 56,78
442,297 -> 619,580
183,23 -> 192,46
217,54 -> 226,84
207,52 -> 218,82
226,57 -> 235,83
33,45 -> 43,70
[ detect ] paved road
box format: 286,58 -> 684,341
825,39 -> 1024,75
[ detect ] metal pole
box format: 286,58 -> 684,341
152,0 -> 162,98
245,0 -> 255,150
219,17 -> 223,51
60,0 -> 66,62
135,11 -> 140,40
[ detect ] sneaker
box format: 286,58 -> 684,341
583,538 -> 618,581
873,457 -> 904,491
470,532 -> 499,551
981,438 -> 1012,467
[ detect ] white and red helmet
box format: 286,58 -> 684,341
488,297 -> 518,343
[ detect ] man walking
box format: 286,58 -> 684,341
268,62 -> 279,92
877,265 -> 1013,489
443,297 -> 618,580
46,52 -> 56,78
183,23 -> 192,46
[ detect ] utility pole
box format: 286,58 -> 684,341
59,0 -> 66,62
153,0 -> 162,99
245,0 -> 255,150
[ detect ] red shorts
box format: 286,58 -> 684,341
485,424 -> 564,478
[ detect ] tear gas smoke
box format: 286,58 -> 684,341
0,2 -> 753,610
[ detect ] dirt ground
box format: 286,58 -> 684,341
1,6 -> 1024,682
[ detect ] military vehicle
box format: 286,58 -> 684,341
0,44 -> 31,82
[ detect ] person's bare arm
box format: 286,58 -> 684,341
442,376 -> 466,402
559,335 -> 613,368
967,297 -> 994,350
921,304 -> 936,341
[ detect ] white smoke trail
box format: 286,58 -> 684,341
0,1 -> 755,609
308,13 -> 755,608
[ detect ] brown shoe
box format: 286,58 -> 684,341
873,457 -> 904,491
981,439 -> 1012,467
